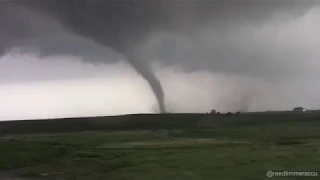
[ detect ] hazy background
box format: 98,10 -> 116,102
0,1 -> 320,120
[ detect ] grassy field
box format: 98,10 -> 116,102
0,112 -> 320,179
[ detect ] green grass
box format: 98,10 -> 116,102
0,112 -> 320,179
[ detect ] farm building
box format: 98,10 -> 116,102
293,107 -> 306,112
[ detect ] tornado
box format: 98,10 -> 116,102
8,0 -> 319,114
16,1 -> 167,113
126,51 -> 166,113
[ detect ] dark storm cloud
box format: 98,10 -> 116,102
1,0 -> 319,113
0,3 -> 117,61
140,1 -> 320,81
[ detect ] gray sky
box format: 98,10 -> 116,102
0,1 -> 320,120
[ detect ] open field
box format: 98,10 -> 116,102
0,112 -> 320,179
